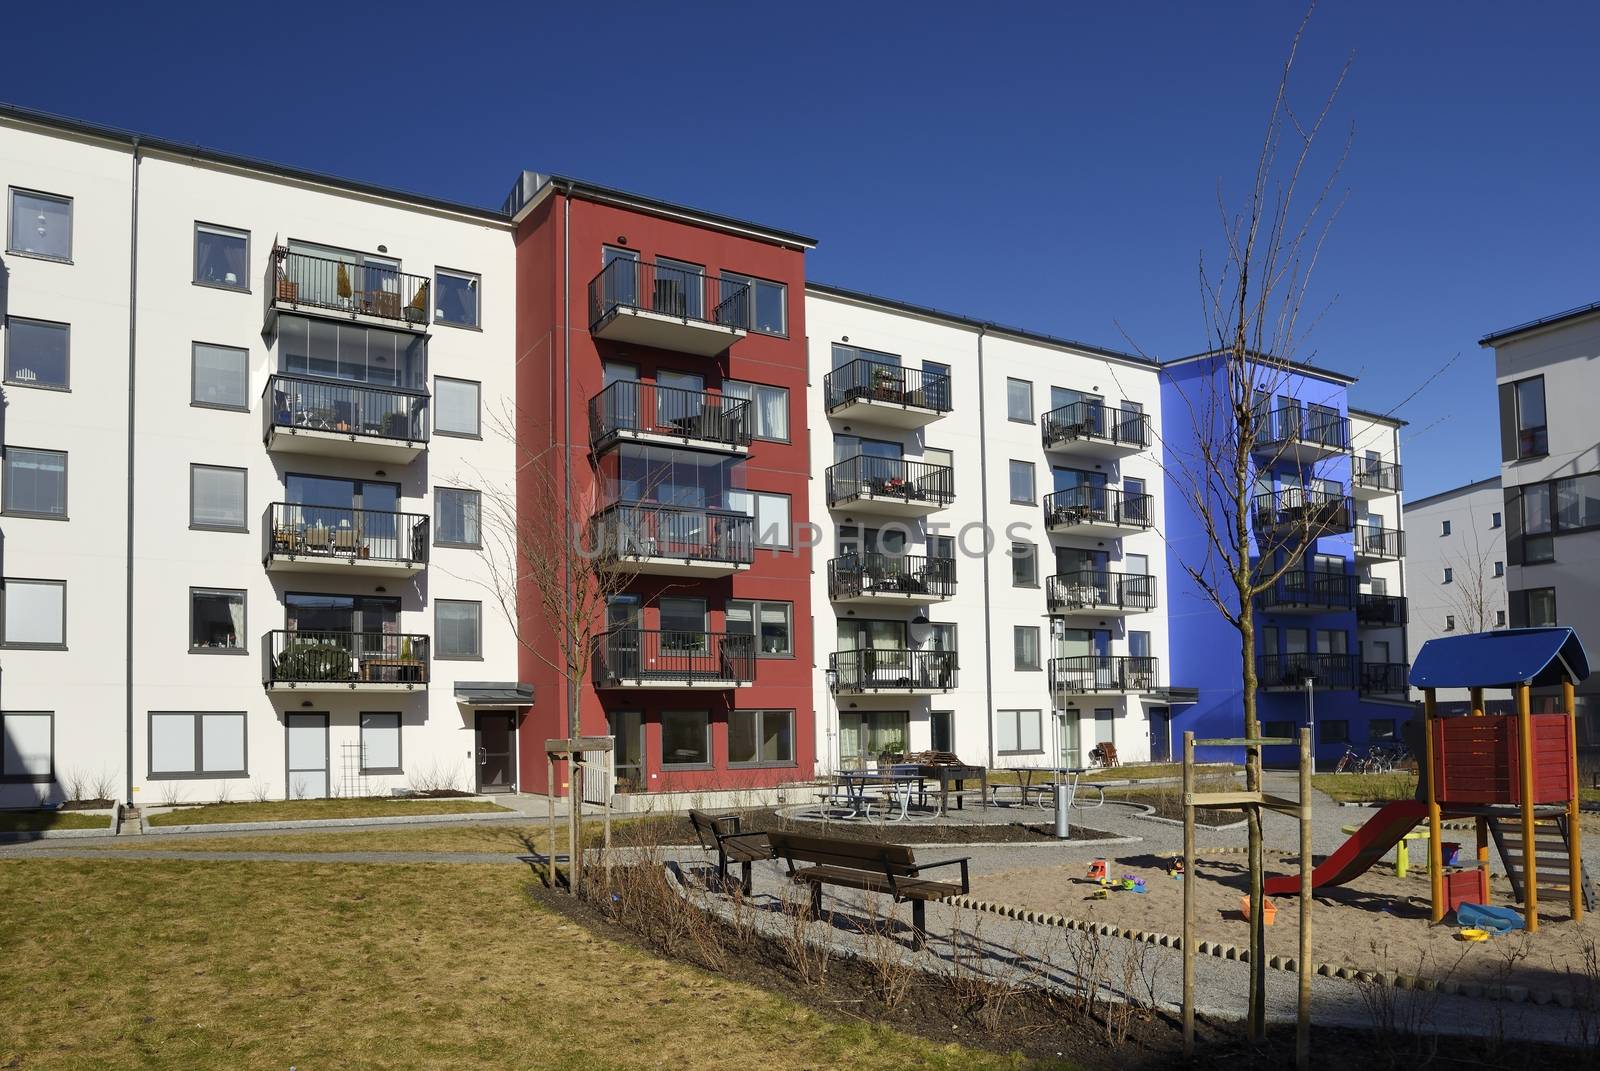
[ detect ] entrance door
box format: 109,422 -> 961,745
476,711 -> 516,793
286,713 -> 329,799
1149,706 -> 1171,762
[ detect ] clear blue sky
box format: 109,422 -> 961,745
5,1 -> 1596,498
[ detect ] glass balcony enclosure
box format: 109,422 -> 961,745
593,442 -> 743,512
276,314 -> 427,390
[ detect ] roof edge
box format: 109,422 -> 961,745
1402,474 -> 1502,511
1164,349 -> 1359,386
1347,406 -> 1408,427
1479,299 -> 1600,347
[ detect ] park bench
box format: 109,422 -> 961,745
765,830 -> 969,948
687,809 -> 771,895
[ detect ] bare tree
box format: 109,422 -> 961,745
1444,523 -> 1505,633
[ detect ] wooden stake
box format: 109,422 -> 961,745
1182,731 -> 1195,1056
1298,727 -> 1312,1071
1477,816 -> 1490,905
603,775 -> 614,891
1422,690 -> 1445,922
1516,683 -> 1539,932
1566,678 -> 1582,921
546,756 -> 557,890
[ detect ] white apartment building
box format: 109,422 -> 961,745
805,285 -> 1171,773
1,108 -> 521,806
1348,409 -> 1411,693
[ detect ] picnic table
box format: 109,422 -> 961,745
890,762 -> 988,815
1001,767 -> 1104,810
831,771 -> 925,821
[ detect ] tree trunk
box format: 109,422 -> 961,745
1240,599 -> 1266,1040
567,649 -> 583,897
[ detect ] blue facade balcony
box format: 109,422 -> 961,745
1252,488 -> 1354,545
1259,652 -> 1356,692
1252,404 -> 1350,463
1256,572 -> 1355,615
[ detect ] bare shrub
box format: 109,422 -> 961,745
851,899 -> 916,1009
1354,939 -> 1453,1062
778,885 -> 831,988
1064,921 -> 1110,1021
407,760 -> 465,795
90,769 -> 119,803
1567,936 -> 1600,1046
251,781 -> 271,804
214,780 -> 234,805
157,781 -> 185,808
601,855 -> 730,973
59,767 -> 89,803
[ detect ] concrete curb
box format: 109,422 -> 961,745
138,806 -> 516,836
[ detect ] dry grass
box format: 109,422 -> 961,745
145,797 -> 511,826
0,858 -> 1038,1070
987,762 -> 1232,787
1311,772 -> 1419,803
112,815 -> 674,853
0,810 -> 111,833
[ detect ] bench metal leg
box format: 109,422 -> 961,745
811,880 -> 823,918
911,899 -> 927,950
741,860 -> 753,896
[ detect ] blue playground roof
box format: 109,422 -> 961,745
1409,627 -> 1590,690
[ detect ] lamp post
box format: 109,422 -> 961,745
1303,676 -> 1316,771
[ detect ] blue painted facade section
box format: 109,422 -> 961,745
1158,356 -> 1415,767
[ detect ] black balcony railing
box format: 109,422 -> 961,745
826,456 -> 955,508
264,374 -> 429,444
827,553 -> 956,600
1354,524 -> 1405,558
265,630 -> 430,686
1353,458 -> 1402,494
1050,655 -> 1159,694
824,358 -> 953,414
1360,662 -> 1409,695
265,503 -> 429,565
588,258 -> 750,332
1357,592 -> 1408,627
1258,652 -> 1356,691
593,503 -> 754,566
593,628 -> 754,686
270,247 -> 430,327
1251,489 -> 1353,540
1257,572 -> 1355,613
828,649 -> 958,693
1255,405 -> 1349,452
1041,400 -> 1149,451
587,380 -> 751,451
1043,486 -> 1154,531
1046,570 -> 1159,614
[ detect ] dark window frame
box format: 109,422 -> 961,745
435,598 -> 484,660
190,341 -> 251,412
1006,377 -> 1034,423
189,463 -> 249,533
432,266 -> 482,330
727,708 -> 797,769
188,586 -> 248,655
3,315 -> 71,391
434,486 -> 482,548
722,378 -> 791,442
192,222 -> 251,292
1511,375 -> 1548,459
359,711 -> 404,774
433,375 -> 482,438
0,577 -> 67,650
2,444 -> 68,520
720,270 -> 788,337
7,187 -> 73,263
725,598 -> 794,659
660,709 -> 714,769
0,710 -> 54,783
147,711 -> 249,780
996,708 -> 1044,756
1014,625 -> 1042,671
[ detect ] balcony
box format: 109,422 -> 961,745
1258,652 -> 1355,692
264,374 -> 429,464
263,503 -> 428,578
1252,405 -> 1350,463
1043,486 -> 1154,537
264,630 -> 429,693
1041,400 -> 1149,459
826,456 -> 954,517
823,359 -> 952,428
1251,489 -> 1353,544
587,259 -> 748,356
1359,662 -> 1410,697
1046,569 -> 1158,617
1353,523 -> 1405,563
1051,655 -> 1159,696
827,553 -> 955,605
1356,592 -> 1408,628
588,381 -> 751,456
593,628 -> 755,689
1256,572 -> 1355,615
1352,458 -> 1402,500
593,503 -> 754,577
828,649 -> 957,696
267,247 -> 430,331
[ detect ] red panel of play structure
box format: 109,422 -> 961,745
1432,714 -> 1573,805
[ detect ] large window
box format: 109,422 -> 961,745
726,599 -> 792,657
997,709 -> 1043,754
1,712 -> 52,783
840,711 -> 909,765
8,188 -> 72,260
1011,541 -> 1037,587
276,315 -> 427,389
192,343 -> 249,410
4,316 -> 69,389
1511,376 -> 1547,459
659,598 -> 706,649
1007,378 -> 1033,422
360,712 -> 402,773
729,709 -> 794,767
1009,459 -> 1035,504
434,268 -> 480,328
2,579 -> 65,648
148,712 -> 247,778
722,380 -> 789,440
1512,587 -> 1558,628
190,588 -> 245,652
727,490 -> 792,549
1554,473 -> 1600,532
193,224 -> 249,290
190,464 -> 247,531
1014,626 -> 1041,671
1521,482 -> 1554,563
434,376 -> 481,437
661,710 -> 711,767
721,271 -> 786,336
2,447 -> 67,518
436,600 -> 482,658
435,487 -> 481,547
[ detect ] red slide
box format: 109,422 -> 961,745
1264,800 -> 1428,896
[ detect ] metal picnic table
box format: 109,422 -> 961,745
833,771 -> 925,821
1002,767 -> 1106,811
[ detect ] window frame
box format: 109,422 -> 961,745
1006,377 -> 1034,423
1,578 -> 67,650
660,709 -> 714,769
1010,541 -> 1038,587
1009,459 -> 1036,504
728,489 -> 793,549
1320,719 -> 1350,744
7,187 -> 73,263
434,486 -> 482,549
728,708 -> 797,768
1440,520 -> 1451,536
0,711 -> 53,783
1512,375 -> 1548,459
190,341 -> 251,412
1014,625 -> 1042,671
725,598 -> 794,658
188,587 -> 248,655
189,463 -> 249,533
1442,567 -> 1453,584
1369,719 -> 1397,743
3,315 -> 71,391
720,270 -> 788,337
435,598 -> 484,660
433,375 -> 482,438
147,711 -> 249,780
722,379 -> 790,442
2,445 -> 68,520
192,222 -> 251,292
433,267 -> 482,330
996,709 -> 1044,756
359,712 -> 404,774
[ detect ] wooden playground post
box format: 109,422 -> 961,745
1469,686 -> 1484,717
1422,689 -> 1446,922
1297,727 -> 1312,1071
1470,687 -> 1489,902
546,756 -> 558,890
1515,683 -> 1539,932
1181,731 -> 1195,1056
1565,678 -> 1583,921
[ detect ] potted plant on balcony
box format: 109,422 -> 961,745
336,262 -> 354,306
404,284 -> 429,324
870,365 -> 899,400
276,640 -> 354,682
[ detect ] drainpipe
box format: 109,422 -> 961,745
561,186 -> 575,753
123,137 -> 141,803
974,325 -> 996,771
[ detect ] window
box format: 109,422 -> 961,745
148,712 -> 247,778
997,709 -> 1043,754
1014,626 -> 1041,671
8,189 -> 72,260
1521,482 -> 1554,563
1494,561 -> 1505,577
1011,541 -> 1037,587
1511,587 -> 1558,629
722,380 -> 789,440
192,343 -> 249,410
1512,376 -> 1548,458
435,487 -> 481,547
727,490 -> 792,549
1007,378 -> 1033,422
434,268 -> 480,328
1,712 -> 52,783
1263,720 -> 1295,741
4,316 -> 69,389
930,710 -> 954,753
193,224 -> 249,289
729,709 -> 794,767
721,271 -> 787,335
1321,719 -> 1350,744
2,447 -> 66,518
840,711 -> 910,763
726,599 -> 792,657
190,464 -> 247,531
2,579 -> 65,648
661,710 -> 711,767
436,600 -> 482,658
1009,460 -> 1035,503
360,712 -> 402,773
1492,511 -> 1502,529
1442,567 -> 1453,584
1369,719 -> 1397,742
1440,520 -> 1451,536
190,588 -> 245,652
1496,609 -> 1507,627
1444,614 -> 1456,632
659,598 -> 706,651
432,376 -> 481,438
1554,473 -> 1600,532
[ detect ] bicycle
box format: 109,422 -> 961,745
1333,745 -> 1360,774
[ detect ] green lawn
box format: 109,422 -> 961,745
1310,771 -> 1419,803
0,810 -> 112,834
0,857 -> 1050,1070
146,797 -> 511,827
115,815 -> 668,854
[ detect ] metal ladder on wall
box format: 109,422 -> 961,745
1486,814 -> 1596,913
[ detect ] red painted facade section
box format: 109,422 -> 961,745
512,189 -> 813,795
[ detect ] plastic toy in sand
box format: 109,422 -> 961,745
1168,857 -> 1184,879
1087,858 -> 1108,881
